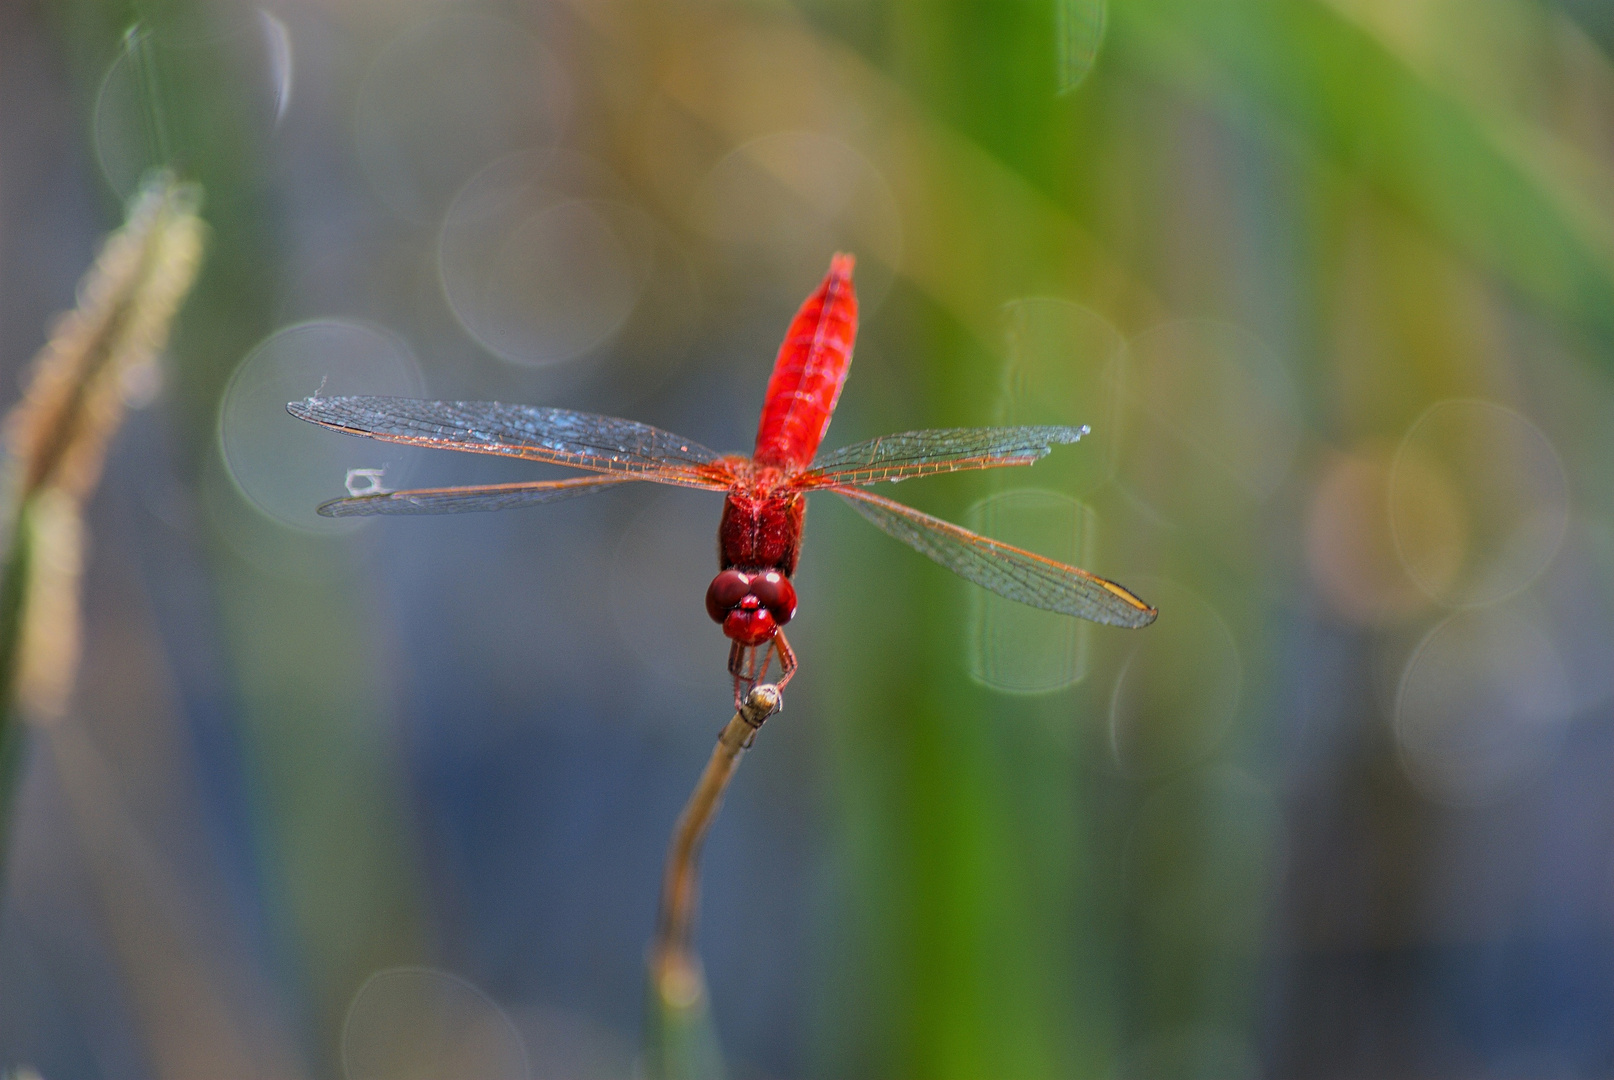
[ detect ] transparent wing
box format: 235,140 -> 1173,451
318,476 -> 637,518
288,397 -> 734,488
799,425 -> 1089,488
836,487 -> 1156,627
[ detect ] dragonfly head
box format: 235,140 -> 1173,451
706,568 -> 797,646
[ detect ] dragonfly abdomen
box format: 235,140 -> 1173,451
751,253 -> 857,470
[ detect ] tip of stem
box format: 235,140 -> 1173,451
742,684 -> 781,726
653,950 -> 706,1011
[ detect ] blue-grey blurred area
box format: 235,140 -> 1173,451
6,0 -> 1614,1078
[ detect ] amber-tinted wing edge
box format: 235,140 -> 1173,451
835,487 -> 1156,627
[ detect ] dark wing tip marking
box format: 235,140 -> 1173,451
1102,584 -> 1158,627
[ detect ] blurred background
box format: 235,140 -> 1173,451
4,0 -> 1614,1076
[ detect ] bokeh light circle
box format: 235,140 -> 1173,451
92,44 -> 153,200
127,0 -> 268,43
356,13 -> 569,222
94,13 -> 291,200
1395,607 -> 1573,807
690,130 -> 901,310
1305,441 -> 1461,625
218,320 -> 424,532
1390,399 -> 1569,607
967,489 -> 1095,695
440,150 -> 654,367
999,298 -> 1125,497
1114,320 -> 1301,527
342,967 -> 527,1080
1109,579 -> 1242,778
260,9 -> 292,126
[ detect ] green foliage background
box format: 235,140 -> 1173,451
6,0 -> 1614,1077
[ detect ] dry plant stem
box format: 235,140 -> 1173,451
0,174 -> 204,879
651,683 -> 780,1005
0,509 -> 34,875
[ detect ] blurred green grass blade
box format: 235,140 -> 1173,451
820,309 -> 1088,1080
1116,0 -> 1614,346
644,972 -> 726,1080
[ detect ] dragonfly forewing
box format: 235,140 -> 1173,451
800,425 -> 1089,488
836,487 -> 1156,627
318,475 -> 638,517
288,397 -> 734,487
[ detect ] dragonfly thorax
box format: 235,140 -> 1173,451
717,484 -> 805,575
706,568 -> 797,646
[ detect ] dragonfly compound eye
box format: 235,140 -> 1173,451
706,569 -> 754,623
749,570 -> 797,624
723,603 -> 777,646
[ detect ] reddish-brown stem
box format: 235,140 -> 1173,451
649,684 -> 780,1009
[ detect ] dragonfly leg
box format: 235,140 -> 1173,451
729,641 -> 769,710
728,635 -> 793,710
772,629 -> 797,693
728,640 -> 748,711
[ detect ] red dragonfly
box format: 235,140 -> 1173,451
289,254 -> 1156,706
